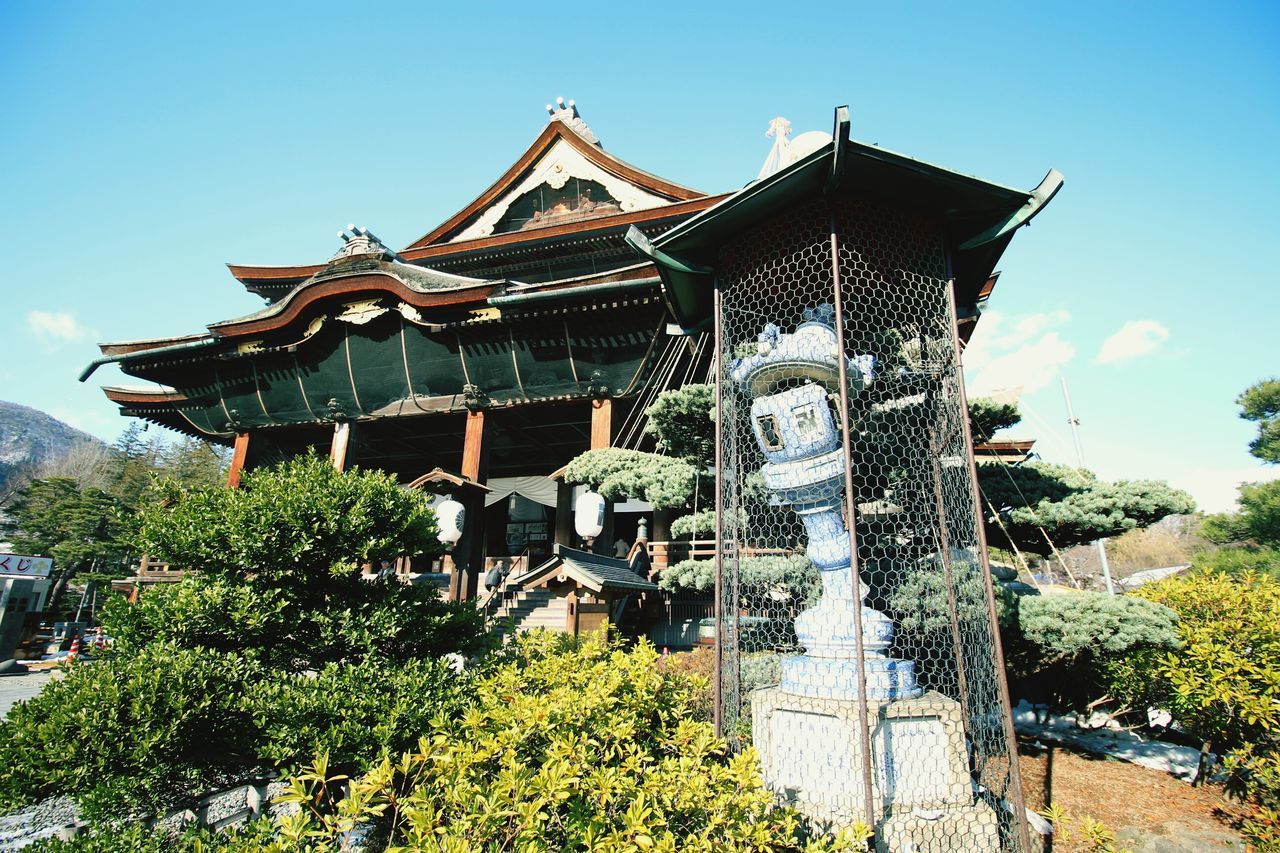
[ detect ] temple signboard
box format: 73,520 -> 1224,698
0,554 -> 53,578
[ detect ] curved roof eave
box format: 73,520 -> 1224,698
206,266 -> 500,337
631,107 -> 1061,332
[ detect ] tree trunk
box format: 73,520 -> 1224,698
1192,739 -> 1213,786
47,559 -> 91,621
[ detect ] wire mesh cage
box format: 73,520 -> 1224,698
714,198 -> 1029,852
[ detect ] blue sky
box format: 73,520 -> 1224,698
2,2 -> 1276,511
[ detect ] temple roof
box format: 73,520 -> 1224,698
404,112 -> 706,249
226,104 -> 718,301
629,107 -> 1062,333
512,544 -> 658,595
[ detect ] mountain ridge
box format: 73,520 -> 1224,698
0,400 -> 108,495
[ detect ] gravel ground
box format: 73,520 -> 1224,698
0,671 -> 56,720
0,795 -> 80,850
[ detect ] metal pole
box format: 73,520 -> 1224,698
948,282 -> 1033,853
1060,376 -> 1116,595
827,211 -> 878,829
712,285 -> 725,739
928,427 -> 972,726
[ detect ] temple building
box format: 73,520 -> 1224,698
82,100 -> 1058,612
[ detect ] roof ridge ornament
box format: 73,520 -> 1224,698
330,225 -> 405,264
757,114 -> 835,181
757,117 -> 793,180
545,97 -> 600,146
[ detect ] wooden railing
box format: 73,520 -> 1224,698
646,540 -> 794,571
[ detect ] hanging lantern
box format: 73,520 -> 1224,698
436,497 -> 465,547
574,490 -> 606,541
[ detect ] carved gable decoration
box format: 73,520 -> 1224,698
451,138 -> 673,243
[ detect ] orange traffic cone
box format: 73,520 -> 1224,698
66,636 -> 81,661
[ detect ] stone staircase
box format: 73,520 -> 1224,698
489,587 -> 569,637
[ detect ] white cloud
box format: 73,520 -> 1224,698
964,309 -> 1075,398
962,309 -> 1071,374
1094,320 -> 1170,365
27,310 -> 90,342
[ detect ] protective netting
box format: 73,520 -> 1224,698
714,198 -> 1029,851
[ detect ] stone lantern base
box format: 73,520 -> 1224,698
750,688 -> 1000,852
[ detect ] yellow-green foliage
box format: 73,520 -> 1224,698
1036,804 -> 1133,853
263,632 -> 864,852
1129,571 -> 1280,751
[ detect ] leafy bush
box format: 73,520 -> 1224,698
1223,744 -> 1280,850
659,554 -> 820,605
880,551 -> 1009,637
978,462 -> 1195,558
670,509 -> 716,539
136,453 -> 439,580
1017,594 -> 1179,668
644,384 -> 715,465
244,657 -> 471,773
1117,571 -> 1280,781
1201,480 -> 1280,547
264,632 -> 858,851
114,454 -> 486,670
0,644 -> 262,815
565,447 -> 700,509
997,592 -> 1180,708
0,651 -> 477,822
1190,545 -> 1280,581
742,651 -> 783,693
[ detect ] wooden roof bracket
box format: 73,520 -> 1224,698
958,169 -> 1065,250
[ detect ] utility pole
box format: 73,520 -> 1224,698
1060,376 -> 1116,595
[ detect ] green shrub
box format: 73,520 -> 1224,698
741,651 -> 783,693
1118,571 -> 1280,782
998,592 -> 1180,708
643,384 -> 715,464
265,632 -> 858,851
0,644 -> 262,815
1191,545 -> 1280,581
136,453 -> 439,581
564,447 -> 699,509
1222,744 -> 1280,850
244,657 -> 471,774
114,454 -> 486,671
1017,593 -> 1179,667
659,554 -> 820,606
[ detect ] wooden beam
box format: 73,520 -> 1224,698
590,399 -> 612,450
329,422 -> 353,472
461,411 -> 487,480
451,410 -> 491,602
227,432 -> 250,488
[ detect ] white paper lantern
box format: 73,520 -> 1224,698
436,498 -> 465,547
574,490 -> 606,540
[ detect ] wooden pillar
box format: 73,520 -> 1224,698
227,432 -> 251,488
329,422 -> 354,472
590,400 -> 613,554
554,479 -> 573,546
652,509 -> 672,572
590,399 -> 612,450
565,588 -> 579,635
450,410 -> 490,602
